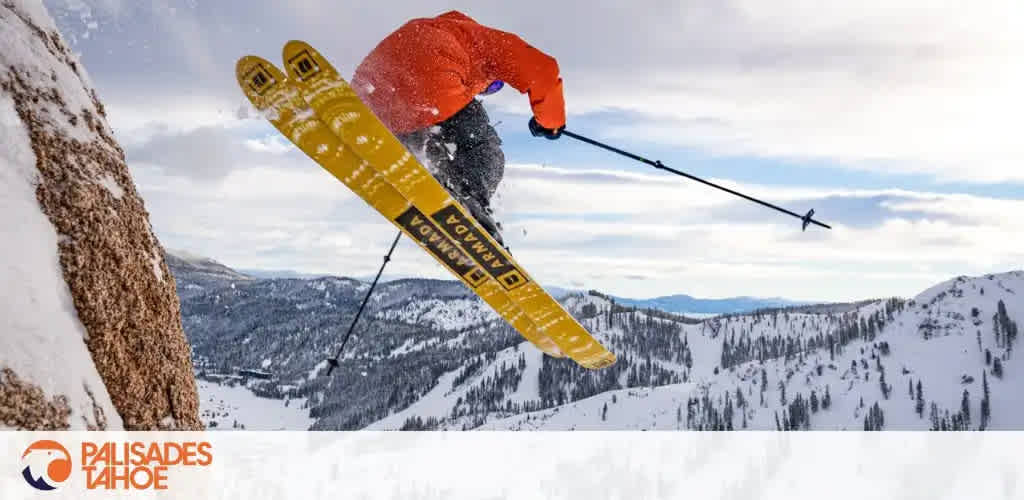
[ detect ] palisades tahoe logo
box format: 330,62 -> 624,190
21,441 -> 71,491
20,440 -> 213,491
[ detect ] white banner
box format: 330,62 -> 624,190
1,432 -> 1021,499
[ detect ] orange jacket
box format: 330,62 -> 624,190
352,11 -> 566,135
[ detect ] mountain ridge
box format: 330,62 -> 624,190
612,293 -> 805,315
167,248 -> 1022,431
168,249 -> 804,315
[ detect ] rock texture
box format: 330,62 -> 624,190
0,369 -> 72,430
0,0 -> 201,430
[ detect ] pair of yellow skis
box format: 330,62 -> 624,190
235,41 -> 614,369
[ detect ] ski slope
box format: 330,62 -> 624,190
197,380 -> 314,431
368,272 -> 1023,431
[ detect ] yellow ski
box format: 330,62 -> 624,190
235,56 -> 565,359
280,41 -> 615,370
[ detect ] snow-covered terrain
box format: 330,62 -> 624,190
170,249 -> 1022,431
369,272 -> 1023,431
197,380 -> 313,431
375,297 -> 500,331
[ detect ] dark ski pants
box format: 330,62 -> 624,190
396,100 -> 505,238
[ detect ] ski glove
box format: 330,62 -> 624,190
528,117 -> 564,140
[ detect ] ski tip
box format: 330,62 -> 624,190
282,40 -> 318,81
282,39 -> 314,55
235,55 -> 287,107
235,55 -> 258,88
282,40 -> 344,84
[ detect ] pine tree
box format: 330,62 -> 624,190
725,395 -> 735,430
810,390 -> 819,413
908,379 -> 914,399
961,390 -> 971,429
993,357 -> 1004,379
879,370 -> 890,399
602,402 -> 608,421
915,381 -> 925,417
823,385 -> 832,410
994,313 -> 1002,347
980,371 -> 991,430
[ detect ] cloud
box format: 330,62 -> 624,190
123,120 -> 303,181
55,0 -> 1024,184
48,0 -> 1024,302
481,1 -> 1024,184
491,163 -> 1023,299
104,94 -> 251,142
130,162 -> 450,281
127,155 -> 1023,303
496,164 -> 979,229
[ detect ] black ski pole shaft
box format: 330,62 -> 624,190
561,129 -> 832,231
326,230 -> 402,376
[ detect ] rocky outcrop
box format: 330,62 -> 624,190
0,369 -> 73,430
0,0 -> 201,430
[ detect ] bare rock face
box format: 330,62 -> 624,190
0,0 -> 201,430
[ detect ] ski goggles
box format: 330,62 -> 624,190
479,80 -> 504,96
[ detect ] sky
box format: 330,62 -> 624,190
41,0 -> 1024,302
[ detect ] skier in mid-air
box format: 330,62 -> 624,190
352,10 -> 566,246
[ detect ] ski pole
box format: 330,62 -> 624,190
326,230 -> 402,376
561,129 -> 832,231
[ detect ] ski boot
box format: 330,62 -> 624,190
433,175 -> 510,252
460,195 -> 507,250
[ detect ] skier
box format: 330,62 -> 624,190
351,10 -> 567,246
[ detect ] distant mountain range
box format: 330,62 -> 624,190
236,268 -> 333,280
238,268 -> 449,286
168,251 -> 798,316
611,294 -> 805,315
164,249 -> 251,281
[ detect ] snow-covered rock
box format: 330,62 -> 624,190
0,0 -> 200,430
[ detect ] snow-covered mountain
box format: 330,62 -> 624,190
237,269 -> 330,280
467,273 -> 1023,431
169,252 -> 1021,431
166,249 -> 253,281
612,294 -> 804,315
